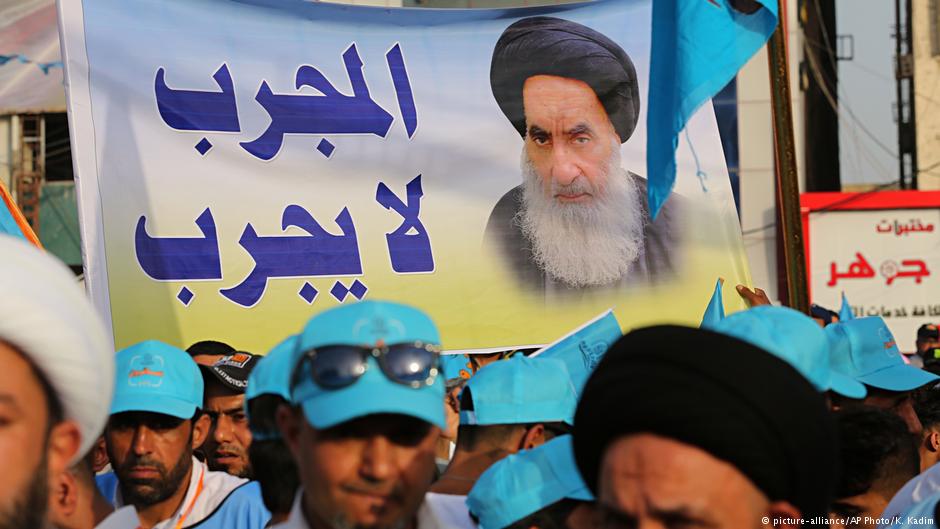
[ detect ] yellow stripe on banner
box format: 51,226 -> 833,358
0,179 -> 42,249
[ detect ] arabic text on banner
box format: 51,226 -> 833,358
57,0 -> 751,351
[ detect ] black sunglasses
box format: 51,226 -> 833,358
292,341 -> 442,390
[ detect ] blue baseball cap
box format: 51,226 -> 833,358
826,317 -> 940,392
441,353 -> 471,381
704,306 -> 866,399
246,335 -> 299,402
459,355 -> 577,426
467,436 -> 593,529
112,340 -> 204,419
292,300 -> 445,430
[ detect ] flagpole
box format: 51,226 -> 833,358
766,0 -> 809,313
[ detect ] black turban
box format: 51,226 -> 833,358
573,325 -> 838,519
490,16 -> 640,144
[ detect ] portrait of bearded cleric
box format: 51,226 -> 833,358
483,16 -> 682,294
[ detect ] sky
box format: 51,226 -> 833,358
835,0 -> 899,186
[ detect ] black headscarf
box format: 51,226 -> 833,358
490,16 -> 640,144
573,325 -> 838,519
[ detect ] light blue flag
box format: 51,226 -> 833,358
700,278 -> 725,327
0,206 -> 23,240
0,186 -> 28,242
532,310 -> 622,393
839,292 -> 855,321
647,0 -> 779,219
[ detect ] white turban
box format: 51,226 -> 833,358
0,236 -> 113,462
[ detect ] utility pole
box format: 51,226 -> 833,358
801,0 -> 841,192
895,0 -> 918,188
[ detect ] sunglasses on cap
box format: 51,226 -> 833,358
292,341 -> 442,390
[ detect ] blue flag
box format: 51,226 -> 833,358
532,310 -> 622,394
700,278 -> 725,327
647,0 -> 778,218
839,292 -> 855,321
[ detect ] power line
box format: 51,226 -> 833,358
741,179 -> 902,236
802,35 -> 940,108
803,39 -> 901,160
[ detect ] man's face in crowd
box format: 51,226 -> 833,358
917,338 -> 940,357
282,412 -> 439,529
105,411 -> 209,506
566,503 -> 600,529
829,491 -> 888,529
442,383 -> 463,442
864,388 -> 923,435
0,342 -> 78,529
202,382 -> 252,478
522,75 -> 618,206
597,434 -> 799,529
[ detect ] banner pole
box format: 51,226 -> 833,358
766,0 -> 810,313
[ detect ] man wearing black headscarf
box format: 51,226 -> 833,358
573,325 -> 839,529
484,17 -> 681,295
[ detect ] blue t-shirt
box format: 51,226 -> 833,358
884,490 -> 939,528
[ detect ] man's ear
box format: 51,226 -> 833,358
763,502 -> 801,529
519,424 -> 545,451
92,435 -> 110,473
50,469 -> 79,516
929,430 -> 940,452
47,420 -> 82,481
191,413 -> 212,450
276,403 -> 303,458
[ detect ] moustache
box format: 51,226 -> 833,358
117,456 -> 167,475
212,443 -> 247,458
341,480 -> 405,501
551,176 -> 597,198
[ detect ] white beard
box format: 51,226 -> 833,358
516,146 -> 645,288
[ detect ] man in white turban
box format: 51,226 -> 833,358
0,236 -> 114,529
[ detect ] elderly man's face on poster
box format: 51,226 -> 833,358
522,75 -> 620,205
484,15 -> 688,293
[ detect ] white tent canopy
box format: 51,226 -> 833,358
0,0 -> 65,115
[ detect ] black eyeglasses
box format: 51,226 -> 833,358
292,341 -> 442,390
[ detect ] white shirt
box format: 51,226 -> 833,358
881,462 -> 940,527
422,493 -> 475,529
103,456 -> 268,529
271,490 -> 457,529
94,506 -> 140,529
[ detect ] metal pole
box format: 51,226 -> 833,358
767,0 -> 810,313
895,0 -> 907,188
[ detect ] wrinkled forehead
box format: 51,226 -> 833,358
521,75 -> 613,130
203,386 -> 246,409
598,434 -> 766,509
107,410 -> 190,433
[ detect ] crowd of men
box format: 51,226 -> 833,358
8,237 -> 940,529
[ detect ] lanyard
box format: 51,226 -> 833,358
172,466 -> 206,529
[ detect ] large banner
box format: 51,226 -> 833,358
58,0 -> 750,352
804,191 -> 940,352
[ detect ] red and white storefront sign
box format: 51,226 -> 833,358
802,191 -> 940,352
